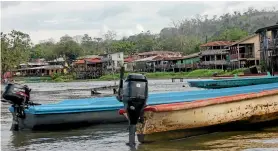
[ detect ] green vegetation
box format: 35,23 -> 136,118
13,76 -> 52,83
51,73 -> 76,82
1,31 -> 32,76
1,8 -> 277,77
13,69 -> 246,82
99,69 -> 246,81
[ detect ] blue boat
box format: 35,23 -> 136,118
6,82 -> 278,130
187,74 -> 278,89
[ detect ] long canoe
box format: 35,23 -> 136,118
188,75 -> 278,89
119,83 -> 278,143
8,83 -> 278,130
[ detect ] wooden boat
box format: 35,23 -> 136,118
5,83 -> 278,130
119,82 -> 278,143
187,74 -> 278,89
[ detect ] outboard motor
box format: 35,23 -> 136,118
117,67 -> 148,147
2,83 -> 32,130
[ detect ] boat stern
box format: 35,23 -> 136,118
134,89 -> 278,143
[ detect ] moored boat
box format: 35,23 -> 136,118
213,72 -> 278,79
3,82 -> 278,130
188,73 -> 278,89
119,83 -> 278,143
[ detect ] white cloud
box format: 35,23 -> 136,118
1,1 -> 278,44
136,24 -> 145,33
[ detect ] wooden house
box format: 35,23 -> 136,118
100,52 -> 124,74
73,57 -> 103,79
175,53 -> 200,72
199,41 -> 233,70
228,34 -> 261,69
16,59 -> 66,76
255,23 -> 278,73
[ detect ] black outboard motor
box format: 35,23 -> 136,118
117,67 -> 148,147
2,83 -> 31,130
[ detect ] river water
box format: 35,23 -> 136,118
1,79 -> 278,151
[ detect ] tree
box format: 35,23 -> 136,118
110,41 -> 135,54
5,8 -> 278,68
31,40 -> 57,60
93,37 -> 103,54
81,34 -> 97,55
55,35 -> 84,65
1,30 -> 32,76
103,30 -> 117,41
103,30 -> 117,53
210,28 -> 249,41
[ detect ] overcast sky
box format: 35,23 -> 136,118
1,1 -> 277,44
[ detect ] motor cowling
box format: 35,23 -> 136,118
2,83 -> 31,105
122,73 -> 148,125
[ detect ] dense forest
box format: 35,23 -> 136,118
1,8 -> 278,74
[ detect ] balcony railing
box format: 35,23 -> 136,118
230,53 -> 254,60
200,60 -> 228,65
174,64 -> 198,68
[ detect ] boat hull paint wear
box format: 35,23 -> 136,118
133,89 -> 278,143
13,109 -> 126,130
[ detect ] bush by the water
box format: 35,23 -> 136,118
51,73 -> 76,82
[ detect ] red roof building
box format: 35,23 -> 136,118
200,41 -> 233,47
74,58 -> 102,64
124,57 -> 135,63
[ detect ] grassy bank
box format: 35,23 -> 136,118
13,69 -> 246,83
98,69 -> 246,81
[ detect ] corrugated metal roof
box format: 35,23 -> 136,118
255,24 -> 278,33
20,62 -> 49,66
17,65 -> 64,70
153,56 -> 184,61
229,34 -> 258,46
124,57 -> 135,63
77,55 -> 100,59
200,41 -> 233,47
137,51 -> 182,56
47,57 -> 65,62
134,56 -> 157,62
183,52 -> 200,59
75,58 -> 102,64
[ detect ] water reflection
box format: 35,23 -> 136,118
137,129 -> 278,151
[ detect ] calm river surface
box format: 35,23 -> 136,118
1,79 -> 278,151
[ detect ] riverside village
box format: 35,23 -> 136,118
1,2 -> 278,151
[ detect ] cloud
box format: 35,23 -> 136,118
1,1 -> 21,9
1,1 -> 278,44
157,2 -> 208,20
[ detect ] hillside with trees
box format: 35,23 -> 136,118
1,8 -> 278,74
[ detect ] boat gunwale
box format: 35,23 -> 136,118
119,89 -> 278,114
187,76 -> 278,84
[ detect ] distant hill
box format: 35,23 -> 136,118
160,8 -> 278,42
